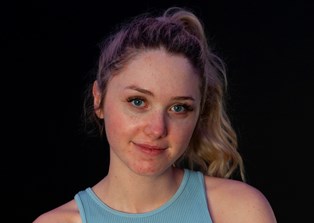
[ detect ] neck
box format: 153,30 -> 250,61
93,166 -> 183,213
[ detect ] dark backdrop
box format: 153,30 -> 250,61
3,1 -> 313,222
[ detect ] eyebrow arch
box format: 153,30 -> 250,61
171,96 -> 195,101
125,85 -> 154,96
125,85 -> 195,101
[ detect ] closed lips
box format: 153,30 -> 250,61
133,142 -> 167,150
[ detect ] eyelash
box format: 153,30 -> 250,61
126,97 -> 194,113
171,104 -> 194,113
127,97 -> 146,108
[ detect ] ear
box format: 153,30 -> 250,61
92,81 -> 104,119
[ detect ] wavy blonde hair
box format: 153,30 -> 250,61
83,7 -> 245,180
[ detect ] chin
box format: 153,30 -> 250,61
130,163 -> 172,177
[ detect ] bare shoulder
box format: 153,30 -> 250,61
33,199 -> 81,223
204,176 -> 277,223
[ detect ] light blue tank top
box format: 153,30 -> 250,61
74,169 -> 213,223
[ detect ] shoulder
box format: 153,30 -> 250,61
203,175 -> 277,223
33,200 -> 82,223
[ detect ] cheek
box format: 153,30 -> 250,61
172,120 -> 197,147
104,108 -> 125,141
104,114 -> 121,139
103,105 -> 139,142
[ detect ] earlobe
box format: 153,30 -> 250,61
92,81 -> 104,119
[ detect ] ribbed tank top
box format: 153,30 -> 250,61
74,169 -> 213,223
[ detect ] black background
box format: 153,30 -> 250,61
2,0 -> 313,222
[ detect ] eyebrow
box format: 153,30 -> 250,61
125,85 -> 153,96
125,85 -> 195,101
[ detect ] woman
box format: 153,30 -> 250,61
34,6 -> 277,223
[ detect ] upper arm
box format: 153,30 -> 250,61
32,200 -> 81,223
204,177 -> 277,223
33,211 -> 56,223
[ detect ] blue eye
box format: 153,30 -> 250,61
172,105 -> 185,113
129,98 -> 145,107
171,104 -> 193,113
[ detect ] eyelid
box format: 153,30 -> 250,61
126,96 -> 146,102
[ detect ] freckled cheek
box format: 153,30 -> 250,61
104,108 -> 141,141
104,115 -> 121,137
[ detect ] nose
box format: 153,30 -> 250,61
143,110 -> 168,139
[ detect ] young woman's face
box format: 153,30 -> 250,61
95,49 -> 201,176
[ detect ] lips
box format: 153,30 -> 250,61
132,142 -> 167,156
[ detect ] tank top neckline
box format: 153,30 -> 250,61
85,169 -> 191,217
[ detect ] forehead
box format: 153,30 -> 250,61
106,49 -> 201,101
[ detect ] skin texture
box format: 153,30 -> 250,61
98,49 -> 201,177
33,49 -> 277,223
